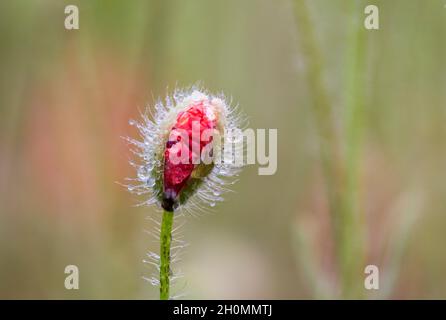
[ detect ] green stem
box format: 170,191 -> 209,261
293,0 -> 343,253
339,0 -> 367,298
160,210 -> 174,300
293,0 -> 367,298
293,0 -> 344,241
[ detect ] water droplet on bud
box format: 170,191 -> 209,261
147,177 -> 156,187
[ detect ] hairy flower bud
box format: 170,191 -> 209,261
126,88 -> 244,213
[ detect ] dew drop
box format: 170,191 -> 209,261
210,202 -> 216,207
137,170 -> 149,181
147,177 -> 156,187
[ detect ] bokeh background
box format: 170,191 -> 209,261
0,0 -> 445,299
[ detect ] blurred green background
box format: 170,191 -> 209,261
0,0 -> 445,299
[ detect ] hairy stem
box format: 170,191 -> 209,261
160,210 -> 174,300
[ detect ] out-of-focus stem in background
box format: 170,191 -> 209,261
293,0 -> 366,298
340,0 -> 367,298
